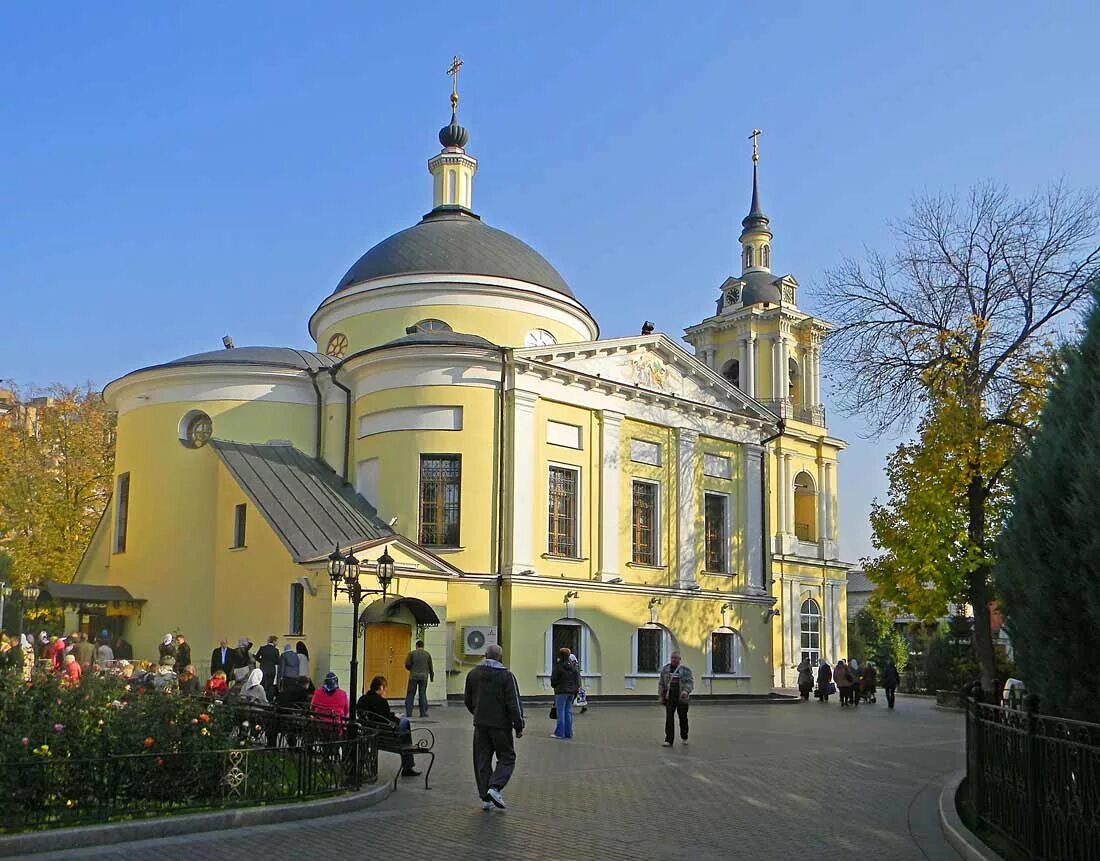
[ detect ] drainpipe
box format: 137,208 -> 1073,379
758,418 -> 785,592
307,369 -> 324,460
328,369 -> 352,483
495,347 -> 510,657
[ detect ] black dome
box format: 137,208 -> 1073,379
740,271 -> 782,306
334,208 -> 573,297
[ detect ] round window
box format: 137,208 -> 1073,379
179,411 -> 213,449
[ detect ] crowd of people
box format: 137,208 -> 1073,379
796,656 -> 902,708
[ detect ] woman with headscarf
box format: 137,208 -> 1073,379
239,668 -> 268,704
816,658 -> 833,702
796,657 -> 815,701
310,672 -> 348,736
835,659 -> 853,707
19,634 -> 34,681
158,633 -> 177,665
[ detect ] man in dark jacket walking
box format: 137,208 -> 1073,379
254,635 -> 280,700
464,644 -> 524,811
883,659 -> 901,709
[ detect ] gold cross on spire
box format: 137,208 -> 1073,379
447,55 -> 464,112
749,128 -> 762,163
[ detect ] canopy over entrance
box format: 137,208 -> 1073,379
358,596 -> 440,628
40,580 -> 145,608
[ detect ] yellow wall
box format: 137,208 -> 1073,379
352,385 -> 499,574
319,304 -> 590,358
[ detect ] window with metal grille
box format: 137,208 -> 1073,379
289,583 -> 304,636
704,493 -> 728,572
636,627 -> 663,673
712,631 -> 736,674
547,466 -> 578,557
419,455 -> 461,546
114,473 -> 130,554
232,503 -> 247,548
631,480 -> 658,565
800,598 -> 821,666
552,623 -> 581,662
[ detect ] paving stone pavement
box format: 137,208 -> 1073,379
30,695 -> 963,861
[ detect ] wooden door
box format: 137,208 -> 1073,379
363,623 -> 411,696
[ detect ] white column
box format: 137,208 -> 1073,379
779,336 -> 790,403
825,461 -> 836,555
676,428 -> 699,588
831,583 -> 842,661
809,348 -> 819,407
506,389 -> 539,575
745,334 -> 756,398
598,410 -> 624,582
738,339 -> 748,390
774,449 -> 786,543
783,453 -> 795,535
743,442 -> 764,591
816,456 -> 828,555
770,336 -> 780,400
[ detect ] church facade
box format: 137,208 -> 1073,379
73,92 -> 848,697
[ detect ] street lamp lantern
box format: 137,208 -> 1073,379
342,550 -> 359,586
22,584 -> 39,602
327,544 -> 345,590
375,548 -> 394,597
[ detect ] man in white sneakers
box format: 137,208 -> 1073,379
464,644 -> 525,810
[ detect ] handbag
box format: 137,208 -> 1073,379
549,705 -> 557,719
827,681 -> 837,695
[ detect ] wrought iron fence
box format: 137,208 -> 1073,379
0,712 -> 377,832
965,690 -> 1100,859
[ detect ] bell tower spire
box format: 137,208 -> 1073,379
429,54 -> 478,211
739,129 -> 772,274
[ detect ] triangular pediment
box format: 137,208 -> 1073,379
515,334 -> 777,422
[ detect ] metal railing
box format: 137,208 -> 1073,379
0,708 -> 377,832
965,689 -> 1100,859
756,398 -> 827,428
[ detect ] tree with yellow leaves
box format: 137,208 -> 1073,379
821,181 -> 1100,695
0,385 -> 115,594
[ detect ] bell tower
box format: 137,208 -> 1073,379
683,130 -> 826,428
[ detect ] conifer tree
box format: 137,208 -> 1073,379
995,287 -> 1100,722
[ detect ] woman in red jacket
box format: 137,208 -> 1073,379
310,672 -> 349,738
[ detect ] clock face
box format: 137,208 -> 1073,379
725,284 -> 741,306
524,328 -> 557,347
186,413 -> 213,448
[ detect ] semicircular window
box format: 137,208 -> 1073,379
415,319 -> 452,333
179,410 -> 213,449
325,332 -> 348,358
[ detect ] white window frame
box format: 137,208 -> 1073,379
540,618 -> 600,682
705,627 -> 748,678
630,478 -> 661,567
546,461 -> 582,558
629,623 -> 674,677
703,491 -> 730,574
800,598 -> 822,667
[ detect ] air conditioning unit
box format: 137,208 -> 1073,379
463,625 -> 498,655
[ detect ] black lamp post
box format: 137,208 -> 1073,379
327,545 -> 395,726
19,584 -> 40,639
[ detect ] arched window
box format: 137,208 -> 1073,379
544,618 -> 600,676
762,244 -> 771,268
447,169 -> 457,202
788,357 -> 800,404
800,598 -> 822,666
794,471 -> 817,541
707,627 -> 745,676
414,319 -> 452,333
721,358 -> 741,389
631,623 -> 675,675
744,245 -> 754,269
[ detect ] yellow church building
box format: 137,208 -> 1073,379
72,84 -> 848,698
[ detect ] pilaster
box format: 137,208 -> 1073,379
676,428 -> 699,588
597,410 -> 624,582
505,389 -> 540,575
743,442 -> 764,591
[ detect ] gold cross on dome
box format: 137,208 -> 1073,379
447,55 -> 464,111
749,128 -> 762,163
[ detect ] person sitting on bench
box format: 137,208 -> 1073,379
358,675 -> 420,778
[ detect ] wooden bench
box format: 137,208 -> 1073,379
359,712 -> 435,790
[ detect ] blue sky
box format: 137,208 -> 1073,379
2,3 -> 1098,563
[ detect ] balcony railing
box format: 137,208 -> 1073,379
757,398 -> 826,428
